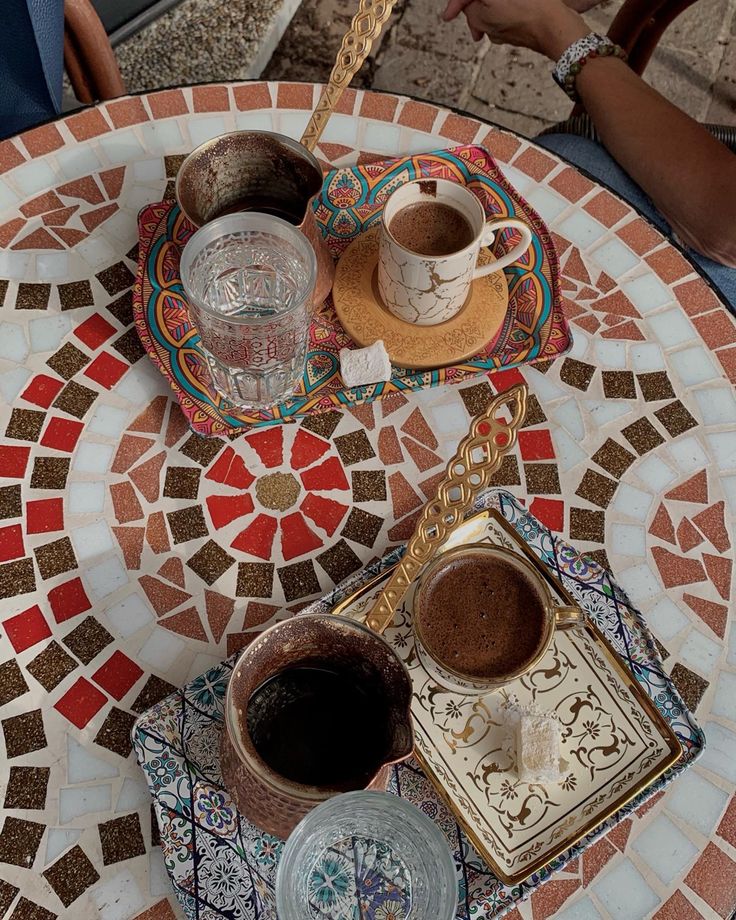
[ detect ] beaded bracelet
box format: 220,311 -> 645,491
553,33 -> 627,102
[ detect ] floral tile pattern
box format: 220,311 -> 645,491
0,83 -> 735,919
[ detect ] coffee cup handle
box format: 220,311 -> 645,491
473,218 -> 533,277
554,605 -> 586,630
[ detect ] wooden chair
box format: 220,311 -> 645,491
64,0 -> 125,104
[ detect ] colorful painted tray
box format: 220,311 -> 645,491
133,145 -> 571,437
133,490 -> 704,920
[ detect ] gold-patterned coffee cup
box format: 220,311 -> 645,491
412,544 -> 585,695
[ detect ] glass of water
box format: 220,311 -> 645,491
179,213 -> 317,411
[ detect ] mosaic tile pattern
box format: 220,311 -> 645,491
0,83 -> 735,919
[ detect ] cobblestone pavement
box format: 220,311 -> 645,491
263,0 -> 736,135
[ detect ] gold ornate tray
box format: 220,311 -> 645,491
331,509 -> 682,884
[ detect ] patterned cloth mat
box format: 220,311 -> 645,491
133,146 -> 570,436
133,490 -> 703,920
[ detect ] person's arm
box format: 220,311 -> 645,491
443,0 -> 736,266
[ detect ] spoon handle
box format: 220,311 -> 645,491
365,383 -> 529,634
300,0 -> 399,152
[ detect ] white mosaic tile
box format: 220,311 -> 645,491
55,144 -> 102,179
0,321 -> 30,363
363,120 -> 402,154
104,593 -> 153,639
646,596 -> 690,642
556,211 -> 607,248
712,671 -> 736,723
0,181 -> 18,211
635,455 -> 677,491
680,629 -> 722,676
595,339 -> 628,369
76,235 -> 118,269
611,523 -> 647,558
45,828 -> 82,865
669,345 -> 721,386
612,483 -> 653,521
648,309 -> 697,349
590,857 -> 660,920
73,441 -> 115,474
132,158 -> 165,182
139,119 -> 185,154
115,775 -> 151,813
666,769 -> 729,836
554,894 -> 603,920
583,399 -> 632,426
67,736 -> 119,783
68,481 -> 106,515
10,158 -> 57,196
617,563 -> 662,600
87,404 -> 130,438
552,399 -> 585,441
668,435 -> 710,473
235,111 -> 276,132
149,847 -> 172,897
0,250 -> 31,280
497,164 -> 532,194
320,114 -> 360,150
700,721 -> 736,784
694,387 -> 736,426
551,427 -> 587,473
622,274 -> 672,314
632,813 -> 699,885
0,367 -> 32,404
114,361 -> 168,404
525,187 -> 568,222
29,313 -> 72,353
590,236 -> 641,276
630,342 -> 666,371
89,868 -> 145,920
188,116 -> 228,147
707,431 -> 736,471
99,128 -> 146,165
71,520 -> 114,562
528,367 -> 565,401
36,252 -> 70,281
59,783 -> 112,823
138,628 -> 187,671
85,557 -> 129,601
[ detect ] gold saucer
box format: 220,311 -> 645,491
333,227 -> 509,370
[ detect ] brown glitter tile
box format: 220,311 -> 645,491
131,675 -> 176,714
34,537 -> 77,580
43,844 -> 100,906
576,469 -> 618,508
569,508 -> 605,543
166,506 -> 208,544
163,467 -> 201,500
524,464 -> 561,494
0,879 -> 18,915
638,371 -> 675,402
334,430 -> 375,466
4,767 -> 49,809
98,813 -> 146,865
485,455 -> 521,487
30,456 -> 69,491
96,261 -> 134,296
46,343 -> 89,380
316,539 -> 363,583
5,408 -> 45,442
301,410 -> 341,440
186,540 -> 235,585
0,816 -> 44,866
560,358 -> 596,391
521,394 -> 547,427
621,417 -> 665,455
112,328 -> 145,363
63,616 -> 113,664
0,558 -> 36,599
601,371 -> 636,399
351,470 -> 386,502
150,803 -> 161,846
277,559 -> 321,602
653,637 -> 670,661
94,706 -> 136,758
58,280 -> 93,311
52,380 -> 97,418
0,280 -> 6,307
0,484 -> 21,520
0,659 -> 28,706
164,154 -> 186,177
15,283 -> 50,310
26,641 -> 77,691
655,400 -> 698,438
670,662 -> 709,711
460,382 -> 493,416
179,434 -> 223,466
341,507 -> 383,547
10,897 -> 56,920
106,291 -> 133,326
236,562 -> 274,598
591,439 -> 636,479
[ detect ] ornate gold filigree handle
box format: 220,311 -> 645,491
300,0 -> 399,152
365,383 -> 529,634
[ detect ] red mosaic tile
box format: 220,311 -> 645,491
12,227 -> 63,250
616,217 -> 663,255
398,100 -> 437,132
651,546 -> 706,588
21,374 -> 64,409
106,97 -> 149,128
546,166 -> 594,202
99,166 -> 126,200
562,248 -> 591,284
192,84 -> 230,112
597,271 -> 616,293
512,147 -> 556,182
247,428 -> 284,468
318,142 -> 354,163
92,651 -> 144,700
57,175 -> 105,204
677,517 -> 704,553
601,319 -> 645,340
164,405 -> 189,448
653,890 -> 703,920
591,289 -> 639,318
401,437 -> 441,473
550,232 -> 572,257
584,190 -> 630,226
0,218 -> 24,247
55,676 -> 106,728
148,88 -> 189,118
0,525 -> 24,562
244,601 -> 279,629
418,470 -> 445,502
646,247 -> 694,284
0,139 -> 25,172
83,352 -> 128,389
300,493 -> 348,537
388,472 -> 423,519
333,87 -> 357,115
53,227 -> 87,247
348,403 -> 376,432
40,417 -> 83,452
205,590 -> 234,642
81,203 -> 118,232
562,298 -> 586,320
666,470 -> 708,503
490,367 -> 525,392
636,789 -> 665,818
576,287 -> 600,302
582,836 -> 615,887
276,83 -> 314,109
111,435 -> 154,474
230,514 -> 278,559
146,511 -> 170,554
291,429 -> 329,469
280,512 -> 323,561
674,277 -> 721,316
518,429 -> 555,461
573,314 -> 601,334
131,898 -> 179,920
158,557 -> 185,587
650,503 -> 676,545
300,457 -> 349,491
716,346 -> 736,385
233,83 -> 272,110
439,114 -> 478,144
380,392 -> 409,416
42,205 -> 80,227
66,107 -> 112,140
113,526 -> 145,570
530,878 -> 581,919
401,408 -> 438,449
26,497 -> 64,534
717,795 -> 736,848
20,190 -> 64,218
388,507 -> 422,542
562,857 -> 579,875
110,482 -> 144,524
602,312 -> 627,327
693,310 -> 736,350
359,93 -> 398,121
685,842 -> 736,917
3,604 -> 51,653
129,451 -> 166,504
703,552 -> 732,601
480,129 -> 521,163
0,445 -> 30,478
529,498 -> 564,532
139,575 -> 191,617
692,501 -> 730,553
205,446 -> 236,484
378,427 -> 403,465
48,577 -> 92,623
160,606 -> 207,641
206,493 -> 254,529
607,816 -> 632,851
227,631 -> 257,655
683,593 -> 728,638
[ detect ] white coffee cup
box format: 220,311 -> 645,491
377,178 -> 533,326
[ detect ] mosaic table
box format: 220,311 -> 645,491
0,82 -> 734,920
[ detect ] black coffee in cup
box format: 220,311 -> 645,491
389,201 -> 475,257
